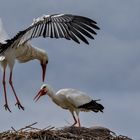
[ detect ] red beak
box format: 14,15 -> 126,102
41,63 -> 47,82
34,89 -> 46,102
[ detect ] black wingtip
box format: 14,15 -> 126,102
78,100 -> 104,113
96,26 -> 100,30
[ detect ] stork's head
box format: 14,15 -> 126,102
40,51 -> 48,82
34,84 -> 49,102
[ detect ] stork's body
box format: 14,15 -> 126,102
0,14 -> 100,111
34,84 -> 104,127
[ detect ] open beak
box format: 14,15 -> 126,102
34,89 -> 46,102
41,63 -> 47,82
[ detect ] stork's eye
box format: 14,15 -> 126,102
46,60 -> 48,64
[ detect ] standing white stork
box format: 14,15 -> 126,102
0,14 -> 100,112
34,84 -> 104,127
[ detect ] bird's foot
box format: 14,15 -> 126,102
4,104 -> 12,112
71,123 -> 80,127
71,123 -> 77,127
15,102 -> 24,110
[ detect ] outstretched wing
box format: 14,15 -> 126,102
0,14 -> 100,53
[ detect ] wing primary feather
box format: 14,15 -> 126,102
57,16 -> 67,22
35,24 -> 41,37
60,21 -> 80,43
48,22 -> 52,37
31,27 -> 36,38
51,22 -> 58,38
53,22 -> 59,38
73,17 -> 100,30
43,22 -> 48,37
58,23 -> 67,37
59,23 -> 70,40
32,25 -> 39,38
75,15 -> 97,23
60,22 -> 80,43
74,21 -> 97,35
67,23 -> 89,44
55,22 -> 64,38
50,22 -> 54,38
46,22 -> 50,37
35,25 -> 41,38
68,31 -> 80,44
71,23 -> 94,39
61,15 -> 73,22
37,24 -> 44,37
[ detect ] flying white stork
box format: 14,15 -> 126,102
0,19 -> 48,112
0,14 -> 100,112
34,84 -> 104,127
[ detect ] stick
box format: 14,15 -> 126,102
18,122 -> 38,132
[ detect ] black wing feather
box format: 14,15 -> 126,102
71,22 -> 94,39
73,21 -> 97,35
0,14 -> 100,54
67,22 -> 89,44
78,100 -> 104,113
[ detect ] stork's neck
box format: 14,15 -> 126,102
32,46 -> 45,60
16,43 -> 48,63
47,87 -> 60,105
47,87 -> 56,99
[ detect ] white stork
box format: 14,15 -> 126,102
34,84 -> 104,127
0,14 -> 100,112
0,20 -> 48,112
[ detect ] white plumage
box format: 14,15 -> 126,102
56,89 -> 92,107
0,42 -> 48,112
0,14 -> 100,112
0,20 -> 48,112
34,84 -> 104,127
0,19 -> 8,43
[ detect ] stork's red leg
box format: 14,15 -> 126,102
77,117 -> 81,127
71,111 -> 77,126
9,70 -> 24,110
2,67 -> 11,112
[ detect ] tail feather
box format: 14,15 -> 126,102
92,100 -> 104,113
78,100 -> 104,113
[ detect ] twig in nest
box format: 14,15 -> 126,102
42,126 -> 55,131
25,126 -> 42,131
18,122 -> 38,132
11,127 -> 17,133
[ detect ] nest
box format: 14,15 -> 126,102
0,122 -> 133,140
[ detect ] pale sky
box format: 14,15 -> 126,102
0,1 -> 140,140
